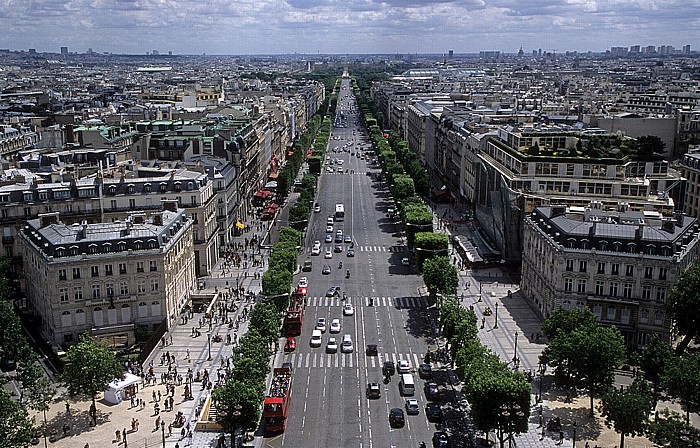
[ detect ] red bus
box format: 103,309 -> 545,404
283,289 -> 306,336
263,366 -> 293,434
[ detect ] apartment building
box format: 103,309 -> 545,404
521,204 -> 700,348
20,204 -> 195,347
680,151 -> 700,219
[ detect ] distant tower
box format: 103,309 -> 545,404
448,50 -> 454,59
518,47 -> 524,57
60,46 -> 68,55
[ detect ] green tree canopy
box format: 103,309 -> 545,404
0,389 -> 35,448
213,379 -> 265,442
414,232 -> 449,268
261,267 -> 292,305
600,378 -> 655,448
60,333 -> 123,422
249,302 -> 281,344
662,352 -> 700,421
278,227 -> 302,247
541,307 -> 598,340
422,256 -> 458,297
646,408 -> 700,448
666,262 -> 700,355
268,249 -> 297,275
637,333 -> 674,385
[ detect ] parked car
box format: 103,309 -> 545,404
424,382 -> 440,401
426,403 -> 443,422
284,337 -> 296,352
418,363 -> 433,379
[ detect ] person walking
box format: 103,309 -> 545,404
115,430 -> 121,442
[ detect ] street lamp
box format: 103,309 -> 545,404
499,403 -> 525,448
161,420 -> 166,448
494,302 -> 499,329
572,420 -> 577,448
208,333 -> 212,361
538,362 -> 547,403
513,332 -> 519,367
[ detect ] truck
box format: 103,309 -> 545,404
263,365 -> 293,434
283,289 -> 306,336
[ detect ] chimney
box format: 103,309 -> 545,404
38,212 -> 60,228
661,219 -> 676,233
161,199 -> 178,213
635,224 -> 644,240
78,220 -> 88,240
152,213 -> 163,226
551,205 -> 566,218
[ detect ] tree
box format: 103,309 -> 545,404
414,232 -> 449,268
662,353 -> 700,422
646,408 -> 700,448
422,256 -> 458,297
60,333 -> 123,425
249,302 -> 281,344
637,333 -> 673,386
261,267 -> 292,307
0,299 -> 25,366
541,307 -> 598,340
634,135 -> 666,160
600,378 -> 655,448
213,379 -> 265,444
666,262 -> 700,355
0,389 -> 35,448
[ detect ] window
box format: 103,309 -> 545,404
564,278 -> 573,292
73,286 -> 83,301
642,285 -> 652,300
150,279 -> 159,292
136,262 -> 144,273
654,310 -> 664,326
565,260 -> 574,272
621,307 -> 630,324
659,267 -> 668,280
577,280 -> 586,293
656,287 -> 667,302
119,263 -> 127,274
639,308 -> 649,324
59,287 -> 69,304
607,306 -> 616,321
119,281 -> 129,296
609,282 -> 619,297
595,281 -> 604,296
137,281 -> 146,294
644,266 -> 653,279
625,265 -> 634,277
72,267 -> 81,279
92,284 -> 101,299
593,304 -> 602,320
58,269 -> 67,281
579,260 -> 587,273
91,266 -> 99,277
562,300 -> 572,310
611,263 -> 620,275
623,283 -> 633,299
129,199 -> 136,209
138,301 -> 149,318
105,264 -> 113,276
110,200 -> 117,210
597,262 -> 606,274
106,283 -> 114,297
149,261 -> 157,272
75,309 -> 86,325
151,301 -> 161,316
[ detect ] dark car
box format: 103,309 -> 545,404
424,382 -> 440,401
326,286 -> 341,297
366,344 -> 378,356
284,337 -> 296,352
334,244 -> 343,253
418,363 -> 433,379
389,408 -> 405,428
366,383 -> 381,399
347,248 -> 355,257
426,403 -> 443,422
432,431 -> 450,448
382,360 -> 395,376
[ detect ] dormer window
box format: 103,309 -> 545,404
127,184 -> 135,194
23,192 -> 33,202
159,183 -> 167,193
109,186 -> 116,195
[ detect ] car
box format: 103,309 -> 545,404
298,277 -> 308,288
334,244 -> 343,253
330,318 -> 341,333
325,234 -> 333,243
341,334 -> 353,353
310,330 -> 322,347
389,408 -> 405,428
284,337 -> 296,352
335,234 -> 343,243
401,257 -> 410,266
337,159 -> 344,165
325,249 -> 333,259
326,286 -> 340,297
343,303 -> 354,316
383,361 -> 396,376
419,363 -> 433,379
405,398 -> 420,415
313,240 -> 321,248
366,383 -> 381,399
316,317 -> 327,333
424,382 -> 440,401
432,431 -> 450,448
326,225 -> 334,233
302,259 -> 313,272
344,235 -> 352,243
322,265 -> 331,275
347,248 -> 355,257
311,246 -> 321,256
326,166 -> 334,173
398,359 -> 410,374
314,204 -> 321,213
327,217 -> 334,225
426,403 -> 443,422
326,337 -> 338,353
366,344 -> 378,356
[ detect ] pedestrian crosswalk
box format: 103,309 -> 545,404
357,245 -> 408,253
288,351 -> 425,370
306,296 -> 428,308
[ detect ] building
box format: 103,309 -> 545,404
20,203 -> 196,347
521,204 -> 700,348
680,150 -> 700,219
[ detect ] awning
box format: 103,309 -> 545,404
264,181 -> 278,189
235,220 -> 245,230
254,189 -> 271,198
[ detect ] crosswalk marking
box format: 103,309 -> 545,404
286,352 -> 431,370
307,296 -> 429,308
358,246 -> 408,253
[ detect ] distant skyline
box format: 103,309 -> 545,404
1,0 -> 698,55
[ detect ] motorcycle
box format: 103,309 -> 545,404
338,261 -> 343,269
346,269 -> 350,279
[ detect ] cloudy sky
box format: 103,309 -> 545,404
1,0 -> 698,55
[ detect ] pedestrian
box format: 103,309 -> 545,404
135,419 -> 139,432
152,390 -> 156,402
559,429 -> 564,444
130,395 -> 135,408
116,430 -> 121,442
123,428 -> 127,442
65,402 -> 70,413
539,414 -> 543,427
168,423 -> 173,436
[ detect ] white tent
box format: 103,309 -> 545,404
103,373 -> 141,405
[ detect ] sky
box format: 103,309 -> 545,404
1,0 -> 699,55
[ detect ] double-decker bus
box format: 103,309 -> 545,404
335,203 -> 345,222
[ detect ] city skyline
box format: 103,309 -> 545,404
1,0 -> 698,55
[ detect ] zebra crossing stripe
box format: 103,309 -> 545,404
413,353 -> 421,369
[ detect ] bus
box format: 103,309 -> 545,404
335,203 -> 345,222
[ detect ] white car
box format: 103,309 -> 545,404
343,303 -> 354,316
311,246 -> 321,256
325,249 -> 333,259
326,337 -> 338,353
316,317 -> 327,333
326,225 -> 334,233
298,277 -> 308,288
330,318 -> 341,334
341,334 -> 354,353
337,159 -> 344,166
398,359 -> 410,374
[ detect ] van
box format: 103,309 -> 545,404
310,329 -> 322,347
399,373 -> 415,396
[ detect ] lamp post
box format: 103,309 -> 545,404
499,402 -> 525,448
160,420 -> 165,448
208,333 -> 212,361
572,420 -> 577,448
494,302 -> 499,329
538,362 -> 546,403
513,332 -> 519,367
